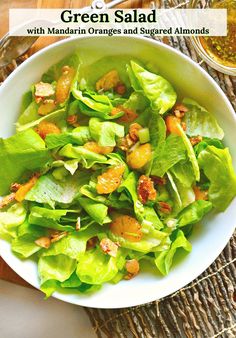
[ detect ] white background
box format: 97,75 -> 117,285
0,280 -> 95,338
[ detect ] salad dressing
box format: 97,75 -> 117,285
199,0 -> 236,68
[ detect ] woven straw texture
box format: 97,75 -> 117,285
0,1 -> 235,337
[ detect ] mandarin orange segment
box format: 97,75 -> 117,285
110,215 -> 142,242
165,115 -> 182,136
56,66 -> 75,103
84,141 -> 114,155
15,175 -> 39,202
96,164 -> 125,194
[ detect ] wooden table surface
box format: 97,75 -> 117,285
0,0 -> 153,288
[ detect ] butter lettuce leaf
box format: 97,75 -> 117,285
45,126 -> 91,149
26,172 -> 88,208
177,200 -> 213,227
176,124 -> 200,181
0,129 -> 51,195
39,254 -> 76,284
128,61 -> 177,114
198,146 -> 236,211
151,134 -> 186,177
42,52 -> 80,83
0,203 -> 27,240
183,98 -> 224,139
155,230 -> 191,275
76,247 -> 119,285
59,144 -> 108,168
77,197 -> 109,225
89,117 -> 124,147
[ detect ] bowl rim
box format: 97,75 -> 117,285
0,35 -> 235,309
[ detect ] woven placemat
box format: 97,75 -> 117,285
0,1 -> 235,337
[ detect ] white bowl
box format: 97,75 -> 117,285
0,36 -> 235,309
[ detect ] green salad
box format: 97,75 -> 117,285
0,53 -> 236,297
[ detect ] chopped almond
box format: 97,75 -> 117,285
67,114 -> 78,125
118,135 -> 135,152
100,238 -> 118,257
35,82 -> 55,98
96,164 -> 125,194
115,83 -> 126,95
150,176 -> 167,186
15,174 -> 39,203
111,106 -> 138,123
86,237 -> 98,250
137,175 -> 157,204
193,186 -> 208,200
36,121 -> 61,140
124,259 -> 140,280
96,70 -> 120,91
10,183 -> 22,192
190,136 -> 203,146
0,193 -> 15,209
110,215 -> 143,242
35,237 -> 51,249
129,123 -> 142,142
158,201 -> 172,214
173,104 -> 188,118
76,217 -> 80,231
84,141 -> 114,155
50,231 -> 68,243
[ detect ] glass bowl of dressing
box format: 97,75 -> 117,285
189,0 -> 236,75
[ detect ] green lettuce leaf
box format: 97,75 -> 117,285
59,144 -> 108,168
170,160 -> 195,187
0,203 -> 27,240
155,230 -> 191,275
45,126 -> 91,149
42,226 -> 101,259
17,101 -> 38,129
177,200 -> 213,227
29,207 -> 79,231
11,220 -> 47,258
77,197 -> 109,225
194,138 -> 224,157
0,129 -> 51,195
52,159 -> 79,176
198,146 -> 236,211
128,61 -> 177,114
176,124 -> 200,181
89,118 -> 124,147
76,247 -> 119,285
183,98 -> 224,139
16,108 -> 66,132
39,254 -> 76,284
151,134 -> 186,177
42,52 -> 80,83
123,92 -> 149,112
26,172 -> 88,208
167,172 -> 195,214
72,87 -> 122,120
147,110 -> 166,174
